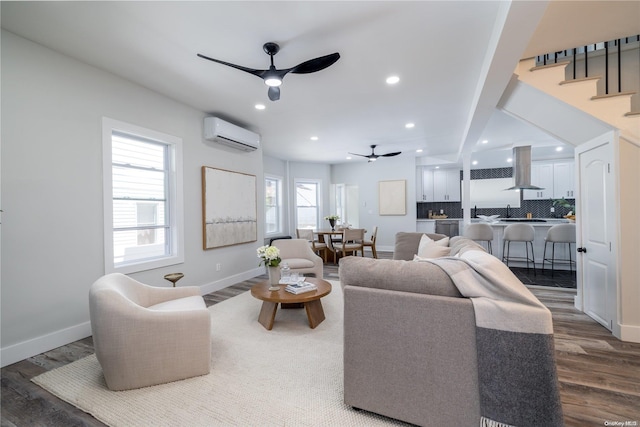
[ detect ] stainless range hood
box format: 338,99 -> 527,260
505,146 -> 543,190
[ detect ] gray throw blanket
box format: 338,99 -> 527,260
425,250 -> 563,427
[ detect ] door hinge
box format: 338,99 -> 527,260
608,163 -> 610,173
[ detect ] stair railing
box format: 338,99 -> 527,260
536,35 -> 639,96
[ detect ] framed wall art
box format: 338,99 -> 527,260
202,166 -> 257,249
378,179 -> 406,215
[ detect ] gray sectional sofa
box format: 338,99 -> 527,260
339,232 -> 563,427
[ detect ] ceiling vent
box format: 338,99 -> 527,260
204,117 -> 260,152
505,146 -> 543,190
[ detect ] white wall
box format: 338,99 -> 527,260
331,156 -> 417,251
1,31 -> 265,366
617,136 -> 640,342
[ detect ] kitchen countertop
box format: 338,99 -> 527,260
417,218 -> 572,225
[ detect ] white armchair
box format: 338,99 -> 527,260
89,273 -> 211,391
272,238 -> 324,279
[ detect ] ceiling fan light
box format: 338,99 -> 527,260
264,77 -> 282,87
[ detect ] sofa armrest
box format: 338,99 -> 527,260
343,285 -> 480,426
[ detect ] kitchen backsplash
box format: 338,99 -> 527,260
418,167 -> 575,219
417,198 -> 575,219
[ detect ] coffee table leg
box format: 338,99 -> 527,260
258,301 -> 278,330
304,300 -> 326,329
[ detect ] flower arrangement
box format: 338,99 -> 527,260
257,245 -> 281,267
323,214 -> 340,221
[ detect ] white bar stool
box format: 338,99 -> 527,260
502,223 -> 536,275
463,223 -> 494,254
542,223 -> 576,277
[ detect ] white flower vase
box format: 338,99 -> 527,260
268,266 -> 281,291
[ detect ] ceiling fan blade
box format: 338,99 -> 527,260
268,86 -> 280,101
348,152 -> 372,158
197,53 -> 265,78
290,53 -> 340,74
381,152 -> 401,157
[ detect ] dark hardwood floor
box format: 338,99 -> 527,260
2,252 -> 637,426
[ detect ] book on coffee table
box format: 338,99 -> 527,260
285,282 -> 318,294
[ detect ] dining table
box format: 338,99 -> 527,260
314,228 -> 366,263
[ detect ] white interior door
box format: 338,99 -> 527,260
577,138 -> 616,330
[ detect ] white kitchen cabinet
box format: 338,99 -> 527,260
433,169 -> 460,202
416,167 -> 434,202
523,162 -> 554,200
553,162 -> 575,198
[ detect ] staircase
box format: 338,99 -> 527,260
515,57 -> 639,143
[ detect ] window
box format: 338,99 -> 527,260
265,175 -> 283,235
295,179 -> 321,229
103,118 -> 184,274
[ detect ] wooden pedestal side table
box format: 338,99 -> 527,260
250,277 -> 332,330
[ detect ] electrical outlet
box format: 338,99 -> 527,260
550,207 -> 555,213
216,263 -> 221,271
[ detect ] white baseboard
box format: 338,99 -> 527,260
616,322 -> 640,343
1,268 -> 266,369
199,267 -> 264,296
1,321 -> 92,368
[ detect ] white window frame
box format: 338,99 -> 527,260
102,117 -> 184,274
294,178 -> 322,230
264,174 -> 283,237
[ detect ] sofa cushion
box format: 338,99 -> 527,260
415,242 -> 451,259
339,256 -> 462,297
147,295 -> 207,312
394,232 -> 448,261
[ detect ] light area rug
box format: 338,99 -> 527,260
32,281 -> 409,427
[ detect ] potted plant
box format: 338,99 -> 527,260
324,214 -> 340,230
552,198 -> 575,221
257,245 -> 282,290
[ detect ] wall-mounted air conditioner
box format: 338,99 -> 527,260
203,117 -> 260,152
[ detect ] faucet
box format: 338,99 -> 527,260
473,205 -> 477,218
506,204 -> 511,218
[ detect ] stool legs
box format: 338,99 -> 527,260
543,242 -> 574,277
502,240 -> 536,275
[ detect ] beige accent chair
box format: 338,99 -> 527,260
296,228 -> 328,263
464,223 -> 494,254
89,273 -> 211,391
334,228 -> 365,263
362,226 -> 379,258
272,238 -> 324,278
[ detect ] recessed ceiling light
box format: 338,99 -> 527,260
386,75 -> 400,85
481,140 -> 488,144
255,104 -> 266,110
416,149 -> 423,153
435,166 -> 440,169
556,146 -> 563,152
346,156 -> 352,160
405,122 -> 415,129
507,158 -> 513,163
310,136 -> 319,141
472,160 -> 478,165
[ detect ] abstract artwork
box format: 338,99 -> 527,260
378,179 -> 406,215
202,166 -> 257,249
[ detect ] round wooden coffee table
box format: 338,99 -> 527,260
250,277 -> 332,330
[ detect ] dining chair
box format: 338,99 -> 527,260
362,226 -> 379,258
296,228 -> 328,263
334,228 -> 365,263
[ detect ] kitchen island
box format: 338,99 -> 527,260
417,218 -> 574,271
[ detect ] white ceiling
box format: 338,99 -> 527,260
2,1 -> 638,167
